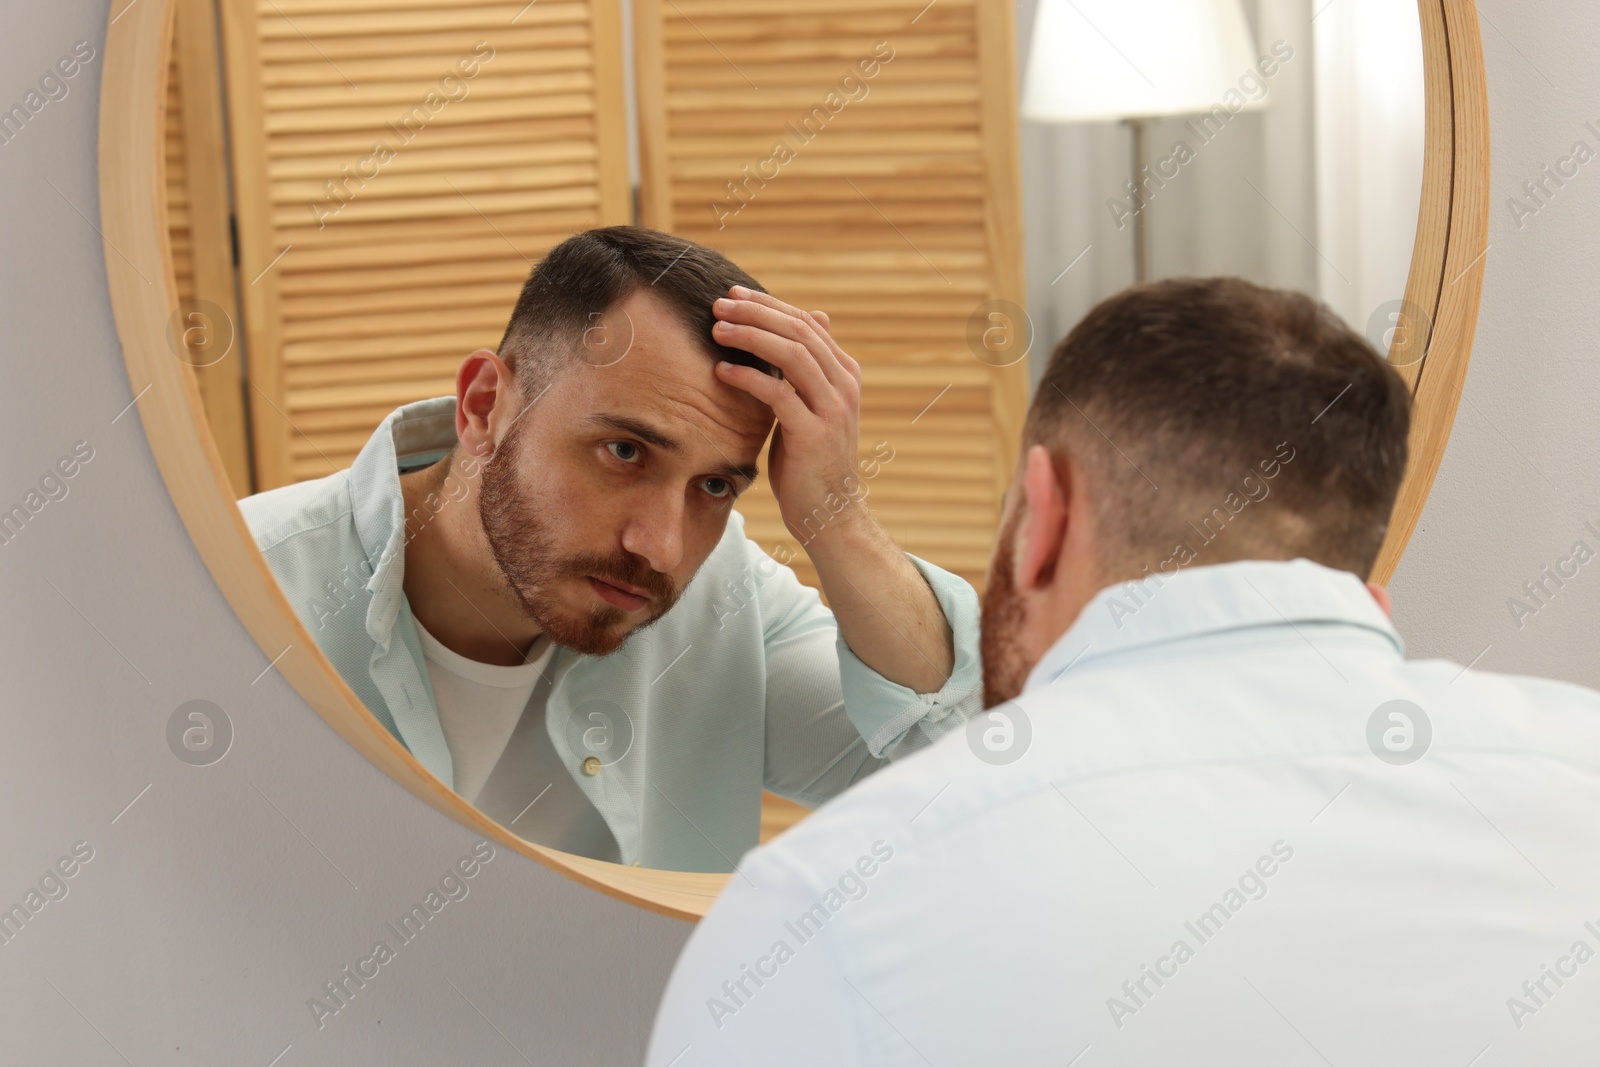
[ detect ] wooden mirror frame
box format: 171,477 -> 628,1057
98,0 -> 1489,922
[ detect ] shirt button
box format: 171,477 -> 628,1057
581,756 -> 601,776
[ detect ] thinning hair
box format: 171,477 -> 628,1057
1023,277 -> 1412,579
496,226 -> 780,398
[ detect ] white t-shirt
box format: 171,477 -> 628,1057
414,619 -> 551,803
414,618 -> 621,862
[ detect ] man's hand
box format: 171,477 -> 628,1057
709,286 -> 864,542
711,285 -> 955,696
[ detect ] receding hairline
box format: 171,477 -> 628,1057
496,226 -> 781,394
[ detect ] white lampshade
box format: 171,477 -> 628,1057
1022,0 -> 1263,122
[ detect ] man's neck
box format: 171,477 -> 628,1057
397,455 -> 543,667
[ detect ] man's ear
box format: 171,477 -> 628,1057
455,348 -> 514,458
1017,444 -> 1069,594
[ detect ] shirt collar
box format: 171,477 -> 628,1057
348,396 -> 459,641
1022,558 -> 1404,693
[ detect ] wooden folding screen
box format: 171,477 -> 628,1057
217,0 -> 631,489
633,0 -> 1028,592
164,0 -> 253,495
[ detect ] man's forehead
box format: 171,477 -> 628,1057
583,346 -> 770,435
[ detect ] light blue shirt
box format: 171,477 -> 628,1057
237,397 -> 983,871
648,558 -> 1600,1063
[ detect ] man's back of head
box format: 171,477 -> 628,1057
1027,275 -> 1410,574
981,277 -> 1412,706
647,278 -> 1600,1066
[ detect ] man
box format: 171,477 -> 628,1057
646,278 -> 1600,1063
238,226 -> 981,872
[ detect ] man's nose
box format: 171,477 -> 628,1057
619,491 -> 685,575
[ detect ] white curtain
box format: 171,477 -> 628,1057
1310,0 -> 1427,331
1016,0 -> 1425,391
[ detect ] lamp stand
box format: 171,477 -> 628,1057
1124,117 -> 1151,284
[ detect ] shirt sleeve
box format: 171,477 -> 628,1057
741,534 -> 983,808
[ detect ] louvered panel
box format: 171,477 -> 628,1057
223,0 -> 630,487
637,0 -> 1025,592
282,401 -> 410,429
164,0 -> 256,495
166,48 -> 197,307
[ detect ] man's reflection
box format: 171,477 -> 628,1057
237,226 -> 983,871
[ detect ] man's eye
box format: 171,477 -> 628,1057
606,441 -> 641,464
703,478 -> 732,500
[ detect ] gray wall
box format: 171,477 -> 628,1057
0,5 -> 690,1064
0,0 -> 1594,1062
1385,6 -> 1600,688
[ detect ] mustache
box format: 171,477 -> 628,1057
572,553 -> 677,601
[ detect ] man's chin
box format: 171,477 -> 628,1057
532,584 -> 675,658
541,621 -> 627,658
569,635 -> 629,657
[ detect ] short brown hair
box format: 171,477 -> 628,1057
496,226 -> 781,395
1024,277 -> 1411,579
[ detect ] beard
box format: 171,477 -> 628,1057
979,509 -> 1032,709
476,418 -> 680,657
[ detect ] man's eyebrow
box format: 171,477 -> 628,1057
584,413 -> 761,485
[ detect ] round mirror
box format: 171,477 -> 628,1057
101,0 -> 1486,917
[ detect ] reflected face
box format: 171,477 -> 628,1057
477,288 -> 773,657
979,495 -> 1031,709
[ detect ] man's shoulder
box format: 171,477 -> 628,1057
741,651 -> 1600,887
690,507 -> 821,621
236,470 -> 356,555
715,506 -> 776,570
735,719 -> 982,879
1440,656 -> 1600,706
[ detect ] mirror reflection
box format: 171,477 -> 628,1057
160,0 -> 1423,872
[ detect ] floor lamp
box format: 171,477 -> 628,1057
1021,0 -> 1263,283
